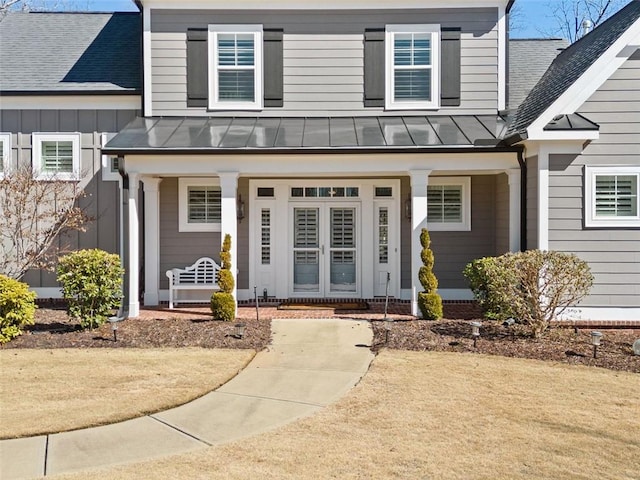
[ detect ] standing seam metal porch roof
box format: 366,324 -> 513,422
103,116 -> 512,154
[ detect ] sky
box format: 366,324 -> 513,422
77,0 -> 610,40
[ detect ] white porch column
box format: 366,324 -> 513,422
142,177 -> 162,306
128,172 -> 140,317
410,169 -> 432,317
507,169 -> 521,252
219,172 -> 239,302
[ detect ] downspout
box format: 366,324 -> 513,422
516,145 -> 527,252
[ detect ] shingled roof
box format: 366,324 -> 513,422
0,12 -> 141,93
508,38 -> 568,111
506,0 -> 640,139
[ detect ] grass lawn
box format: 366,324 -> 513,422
52,350 -> 640,480
0,348 -> 254,439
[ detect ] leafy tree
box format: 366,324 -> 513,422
417,229 -> 443,320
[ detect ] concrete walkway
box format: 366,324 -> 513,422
0,318 -> 374,480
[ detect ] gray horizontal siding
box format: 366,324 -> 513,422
526,155 -> 538,250
150,8 -> 499,117
1,109 -> 137,289
547,56 -> 640,308
400,175 -> 499,291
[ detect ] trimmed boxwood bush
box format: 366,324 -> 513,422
211,234 -> 236,321
0,275 -> 37,344
57,249 -> 124,329
417,228 -> 443,320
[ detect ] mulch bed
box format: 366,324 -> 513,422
2,306 -> 639,374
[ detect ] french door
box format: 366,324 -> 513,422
291,203 -> 359,297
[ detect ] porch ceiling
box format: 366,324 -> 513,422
103,115 -> 514,155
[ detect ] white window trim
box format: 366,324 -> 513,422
0,133 -> 10,178
208,24 -> 263,111
178,177 -> 222,232
385,24 -> 440,111
32,133 -> 81,181
585,166 -> 640,228
427,176 -> 471,231
101,133 -> 121,182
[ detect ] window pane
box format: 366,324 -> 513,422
394,69 -> 431,101
218,34 -> 254,67
375,186 -> 393,197
41,140 -> 73,172
0,141 -> 3,171
188,186 -> 221,223
595,174 -> 638,217
218,70 -> 255,101
428,185 -> 462,223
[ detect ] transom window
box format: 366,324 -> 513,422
178,178 -> 222,232
386,24 -> 440,110
291,187 -> 359,198
427,177 -> 471,231
32,133 -> 81,181
209,25 -> 263,110
585,166 -> 640,227
0,133 -> 10,177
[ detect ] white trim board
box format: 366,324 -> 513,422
31,287 -> 63,299
401,288 -> 474,301
142,0 -> 508,10
557,307 -> 640,322
0,95 -> 141,110
527,22 -> 640,139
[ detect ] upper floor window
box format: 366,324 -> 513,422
385,25 -> 440,110
208,25 -> 263,110
585,166 -> 639,228
427,177 -> 471,231
101,133 -> 120,182
0,133 -> 10,178
32,133 -> 81,181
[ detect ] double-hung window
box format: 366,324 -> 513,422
427,177 -> 471,231
178,178 -> 222,232
585,166 -> 640,227
32,133 -> 81,181
209,25 -> 263,110
386,25 -> 440,110
0,133 -> 10,178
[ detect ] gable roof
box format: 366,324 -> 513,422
506,0 -> 640,139
0,12 -> 141,94
508,38 -> 568,110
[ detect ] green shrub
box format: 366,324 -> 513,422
210,292 -> 236,322
57,249 -> 124,329
417,229 -> 442,320
0,275 -> 37,344
464,250 -> 593,337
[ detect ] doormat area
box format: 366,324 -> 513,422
278,301 -> 370,311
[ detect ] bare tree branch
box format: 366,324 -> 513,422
540,0 -> 626,43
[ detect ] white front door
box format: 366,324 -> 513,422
291,203 -> 359,297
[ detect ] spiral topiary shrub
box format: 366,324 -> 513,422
211,234 -> 236,321
0,275 -> 37,344
417,228 -> 442,320
57,249 -> 124,329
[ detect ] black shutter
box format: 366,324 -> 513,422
186,28 -> 208,108
364,28 -> 385,107
264,29 -> 284,107
441,28 -> 461,107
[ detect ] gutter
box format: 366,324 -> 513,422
516,145 -> 527,251
113,156 -> 130,322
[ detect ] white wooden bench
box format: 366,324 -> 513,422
166,257 -> 221,309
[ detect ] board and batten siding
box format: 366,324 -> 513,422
548,54 -> 640,307
0,109 -> 138,288
400,175 -> 501,291
526,154 -> 539,250
150,8 -> 498,117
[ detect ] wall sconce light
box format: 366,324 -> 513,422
470,321 -> 482,348
404,195 -> 412,219
590,331 -> 603,358
236,194 -> 245,222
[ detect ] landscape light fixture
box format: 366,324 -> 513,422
470,321 -> 482,348
385,317 -> 394,344
234,322 -> 246,339
108,316 -> 123,342
590,331 -> 603,358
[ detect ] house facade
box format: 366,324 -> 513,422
1,0 -> 638,321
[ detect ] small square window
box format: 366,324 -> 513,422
179,178 -> 222,232
386,25 -> 440,110
0,133 -> 10,178
585,166 -> 640,227
101,133 -> 121,181
32,133 -> 81,181
427,177 -> 471,231
209,25 -> 263,110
